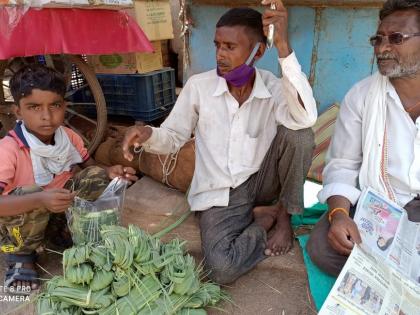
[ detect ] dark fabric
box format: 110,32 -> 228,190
306,206 -> 356,276
0,166 -> 108,255
200,125 -> 314,284
5,252 -> 37,263
307,197 -> 420,276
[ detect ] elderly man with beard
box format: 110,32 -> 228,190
307,0 -> 420,276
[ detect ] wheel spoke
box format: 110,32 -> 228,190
44,55 -> 55,68
66,107 -> 97,125
0,101 -> 14,108
64,119 -> 90,144
67,102 -> 97,107
65,84 -> 89,98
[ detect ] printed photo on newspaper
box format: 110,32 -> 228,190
319,245 -> 420,315
353,188 -> 420,282
319,187 -> 420,315
353,188 -> 404,260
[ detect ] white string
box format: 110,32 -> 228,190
137,146 -> 180,187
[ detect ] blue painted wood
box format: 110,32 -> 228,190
187,5 -> 380,113
188,6 -> 315,77
312,8 -> 378,112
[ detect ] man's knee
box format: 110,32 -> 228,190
306,233 -> 322,267
276,125 -> 315,152
306,231 -> 344,277
204,254 -> 239,285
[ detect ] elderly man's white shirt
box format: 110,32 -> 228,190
318,75 -> 420,207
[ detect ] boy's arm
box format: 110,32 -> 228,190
0,189 -> 75,216
0,193 -> 44,216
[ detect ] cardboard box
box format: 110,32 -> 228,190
132,0 -> 174,41
88,41 -> 163,74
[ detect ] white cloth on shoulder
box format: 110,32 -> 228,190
21,123 -> 83,186
359,72 -> 396,201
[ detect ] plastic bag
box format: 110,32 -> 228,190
66,177 -> 128,245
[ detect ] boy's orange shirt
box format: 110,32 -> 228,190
0,123 -> 89,195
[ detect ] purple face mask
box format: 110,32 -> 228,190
217,43 -> 261,88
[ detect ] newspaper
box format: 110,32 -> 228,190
319,188 -> 420,315
319,245 -> 420,315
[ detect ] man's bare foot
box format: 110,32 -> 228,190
264,207 -> 294,256
253,205 -> 278,231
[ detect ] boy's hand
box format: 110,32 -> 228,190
106,165 -> 138,183
261,0 -> 292,57
122,126 -> 153,161
39,189 -> 76,213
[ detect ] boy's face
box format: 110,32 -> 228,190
14,89 -> 66,144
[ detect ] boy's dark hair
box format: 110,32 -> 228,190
380,0 -> 420,25
216,8 -> 266,44
10,64 -> 66,105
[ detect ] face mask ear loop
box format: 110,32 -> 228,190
245,42 -> 261,66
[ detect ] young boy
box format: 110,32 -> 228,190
0,65 -> 137,293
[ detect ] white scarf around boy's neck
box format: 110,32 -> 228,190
20,122 -> 83,186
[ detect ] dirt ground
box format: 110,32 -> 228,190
0,177 -> 316,315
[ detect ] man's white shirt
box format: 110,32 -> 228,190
143,52 -> 317,211
318,75 -> 420,207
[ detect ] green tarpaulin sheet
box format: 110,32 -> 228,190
292,202 -> 337,311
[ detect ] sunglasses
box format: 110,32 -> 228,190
369,32 -> 420,46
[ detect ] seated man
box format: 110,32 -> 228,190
123,0 -> 317,284
307,0 -> 420,276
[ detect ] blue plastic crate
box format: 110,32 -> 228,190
107,103 -> 174,122
69,103 -> 173,122
69,67 -> 176,121
98,67 -> 175,112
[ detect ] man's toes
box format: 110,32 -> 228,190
264,248 -> 272,256
284,244 -> 293,254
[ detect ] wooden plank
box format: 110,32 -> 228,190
192,0 -> 386,8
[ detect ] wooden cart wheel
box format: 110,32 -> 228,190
0,54 -> 107,154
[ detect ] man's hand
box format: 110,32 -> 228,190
122,126 -> 153,161
105,165 -> 138,183
328,212 -> 362,255
261,0 -> 292,58
39,189 -> 76,213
